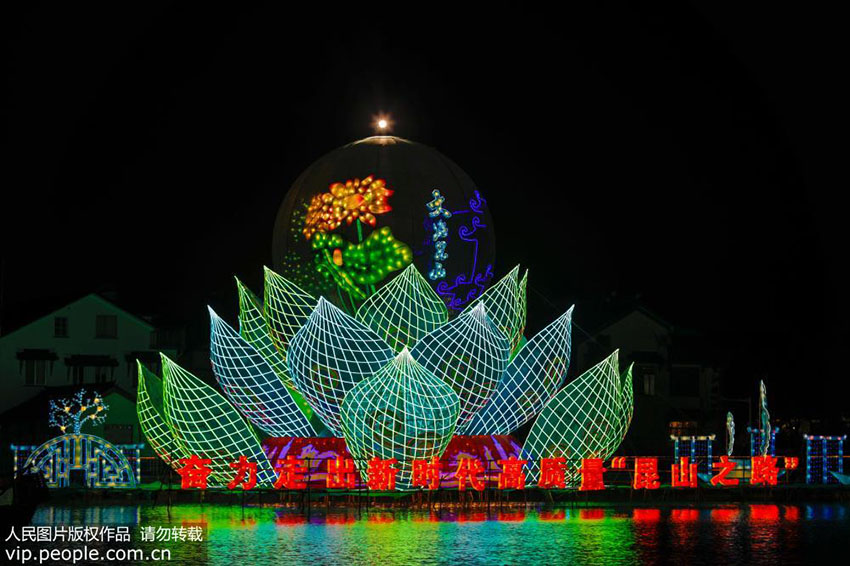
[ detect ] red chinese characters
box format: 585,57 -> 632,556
497,456 -> 527,490
671,456 -> 698,488
751,455 -> 779,486
710,456 -> 739,486
366,458 -> 398,491
579,458 -> 606,491
326,456 -> 357,489
633,457 -> 660,490
227,455 -> 257,490
538,457 -> 567,489
411,457 -> 441,490
274,455 -> 307,489
177,455 -> 212,490
784,457 -> 799,471
455,458 -> 486,491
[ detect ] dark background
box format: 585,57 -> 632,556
2,3 -> 845,416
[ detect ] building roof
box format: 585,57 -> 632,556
580,303 -> 675,340
0,293 -> 155,340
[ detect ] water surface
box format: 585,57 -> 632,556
26,503 -> 849,565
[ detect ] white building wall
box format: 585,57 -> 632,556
0,295 -> 156,414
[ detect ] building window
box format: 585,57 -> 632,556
635,364 -> 657,396
72,366 -> 85,385
96,315 -> 118,338
643,373 -> 655,395
54,317 -> 69,337
24,360 -> 47,386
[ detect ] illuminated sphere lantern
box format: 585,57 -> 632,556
135,134 -> 634,493
272,136 -> 496,311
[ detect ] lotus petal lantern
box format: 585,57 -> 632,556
138,264 -> 632,490
340,348 -> 460,489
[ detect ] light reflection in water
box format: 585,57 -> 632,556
27,503 -> 849,566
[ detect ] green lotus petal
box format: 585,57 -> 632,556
237,278 -> 291,384
463,265 -> 523,351
615,363 -> 634,444
209,307 -> 316,437
517,268 -> 528,351
237,277 -> 316,424
523,350 -> 629,486
356,264 -> 448,352
162,354 -> 276,487
340,348 -> 459,490
411,303 -> 509,434
263,266 -> 317,360
286,297 -> 394,436
136,362 -> 186,470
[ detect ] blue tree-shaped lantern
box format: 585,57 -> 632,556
48,389 -> 109,434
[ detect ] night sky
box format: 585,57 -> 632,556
3,3 -> 845,416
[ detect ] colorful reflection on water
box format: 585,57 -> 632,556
29,503 -> 848,565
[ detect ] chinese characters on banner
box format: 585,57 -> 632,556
175,454 -> 792,490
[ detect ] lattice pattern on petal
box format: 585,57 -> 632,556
411,303 -> 509,434
236,278 -> 292,385
264,267 -> 317,357
465,306 -> 573,436
463,265 -> 522,351
162,354 -> 276,486
355,264 -> 448,352
614,363 -> 634,444
286,297 -> 394,436
340,348 -> 459,490
137,362 -> 185,470
523,350 -> 627,486
209,307 -> 316,438
517,269 -> 528,343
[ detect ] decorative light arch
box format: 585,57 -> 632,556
23,433 -> 139,488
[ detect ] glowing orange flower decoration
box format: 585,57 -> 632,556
303,176 -> 393,239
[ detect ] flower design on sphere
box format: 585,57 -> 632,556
139,264 -> 632,490
311,227 -> 413,300
303,175 -> 393,239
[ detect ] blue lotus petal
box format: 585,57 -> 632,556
465,306 -> 572,435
